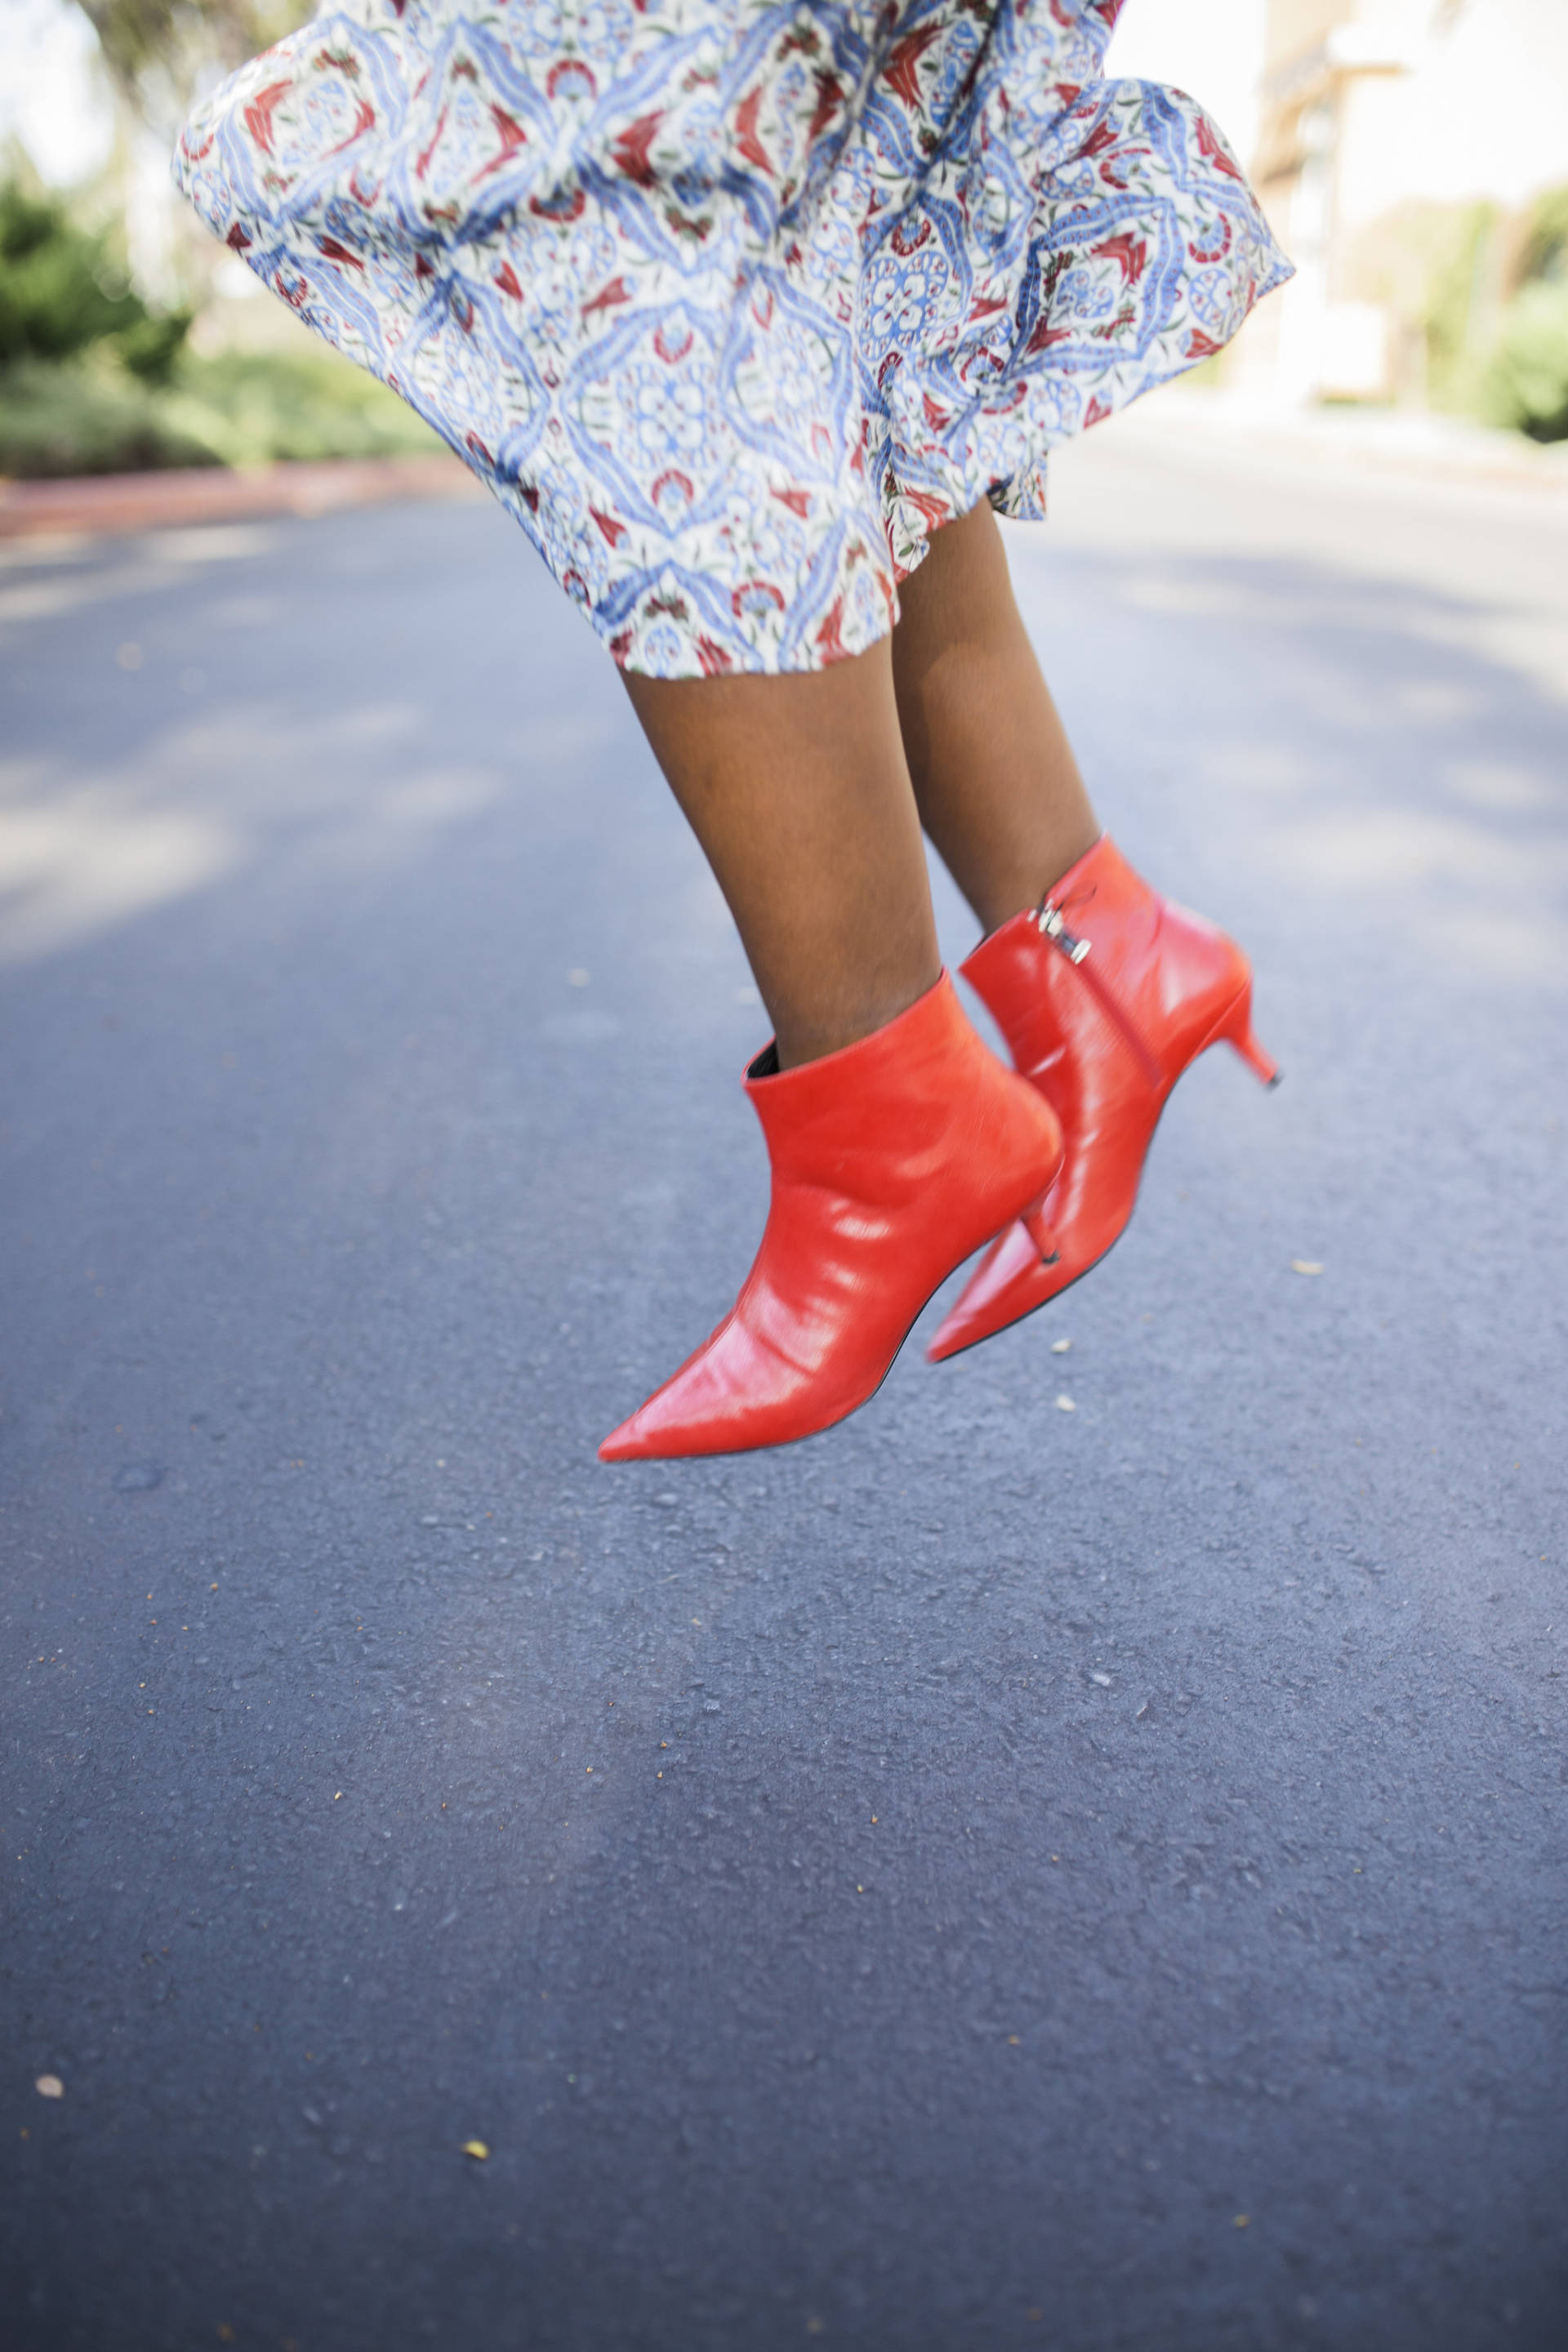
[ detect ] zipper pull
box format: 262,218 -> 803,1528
1036,898 -> 1091,964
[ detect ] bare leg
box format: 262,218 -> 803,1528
623,638 -> 941,1071
893,500 -> 1099,936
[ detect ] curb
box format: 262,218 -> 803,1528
1111,390 -> 1568,509
0,453 -> 483,541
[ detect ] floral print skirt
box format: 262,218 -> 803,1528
174,1 -> 1290,678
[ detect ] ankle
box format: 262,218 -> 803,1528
771,964 -> 942,1071
971,822 -> 1102,938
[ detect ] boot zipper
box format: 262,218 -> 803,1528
1035,893 -> 1165,1092
1035,900 -> 1090,964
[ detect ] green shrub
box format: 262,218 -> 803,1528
117,308 -> 197,385
0,180 -> 189,372
1481,280 -> 1568,443
163,345 -> 445,467
0,174 -> 443,475
1516,185 -> 1568,292
0,341 -> 445,477
0,353 -> 219,476
1415,200 -> 1495,412
1476,185 -> 1568,443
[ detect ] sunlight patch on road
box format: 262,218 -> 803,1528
0,786 -> 243,967
0,564 -> 172,626
140,526 -> 278,565
1416,610 -> 1568,712
0,528 -> 278,629
1202,742 -> 1316,794
0,696 -> 517,967
1443,759 -> 1560,815
1278,808 -> 1547,891
375,769 -> 502,826
1275,808 -> 1568,986
1119,572 -> 1248,618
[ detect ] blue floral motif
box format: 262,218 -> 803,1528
175,1 -> 1290,676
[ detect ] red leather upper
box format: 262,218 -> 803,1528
929,837 -> 1257,1361
971,835 -> 1251,1089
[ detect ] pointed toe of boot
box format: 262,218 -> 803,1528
599,1316 -> 809,1461
599,1384 -> 702,1463
597,1410 -> 661,1463
928,1216 -> 1059,1361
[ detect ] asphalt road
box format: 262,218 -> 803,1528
2,417 -> 1566,2352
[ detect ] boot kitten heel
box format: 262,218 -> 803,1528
1205,987 -> 1282,1089
928,835 -> 1280,1364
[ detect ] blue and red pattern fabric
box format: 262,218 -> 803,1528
175,1 -> 1290,677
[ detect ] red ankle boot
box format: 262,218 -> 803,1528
927,837 -> 1278,1364
599,973 -> 1062,1460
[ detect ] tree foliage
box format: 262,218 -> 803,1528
1482,185 -> 1568,443
0,180 -> 439,475
1516,185 -> 1568,294
69,0 -> 311,135
0,179 -> 189,376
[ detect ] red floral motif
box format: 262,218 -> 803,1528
734,88 -> 773,175
1188,216 -> 1234,266
809,70 -> 844,143
581,275 -> 632,318
325,97 -> 376,155
414,105 -> 448,180
814,595 -> 849,661
242,79 -> 292,157
1093,232 -> 1147,286
733,580 -> 787,617
530,186 -> 586,221
883,24 -> 941,109
612,111 -> 662,187
546,59 -> 596,101
475,106 -> 528,180
1194,113 -> 1244,181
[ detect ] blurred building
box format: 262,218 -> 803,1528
1233,0 -> 1568,406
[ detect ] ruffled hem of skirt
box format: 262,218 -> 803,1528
173,13 -> 1290,678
